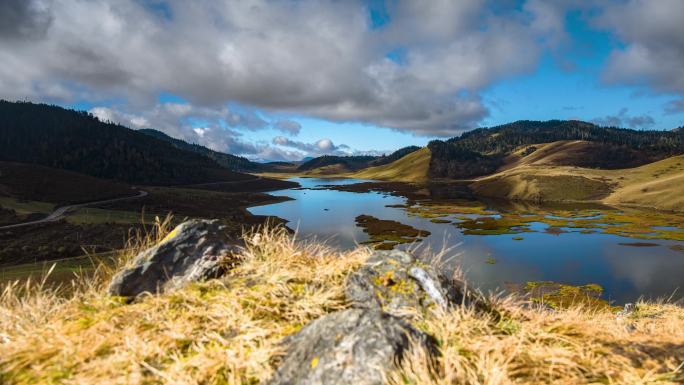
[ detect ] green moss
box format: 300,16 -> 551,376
355,215 -> 430,250
524,281 -> 612,310
496,318 -> 521,335
429,218 -> 451,224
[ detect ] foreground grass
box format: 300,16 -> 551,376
1,225 -> 683,384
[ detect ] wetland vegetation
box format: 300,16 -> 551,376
251,178 -> 684,305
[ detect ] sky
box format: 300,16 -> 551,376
1,0 -> 683,161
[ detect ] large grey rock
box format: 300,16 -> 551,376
346,249 -> 484,315
108,219 -> 242,297
266,308 -> 438,385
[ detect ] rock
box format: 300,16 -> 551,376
346,249 -> 484,314
108,219 -> 242,297
616,303 -> 635,319
266,308 -> 438,385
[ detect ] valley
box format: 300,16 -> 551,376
2,103 -> 683,304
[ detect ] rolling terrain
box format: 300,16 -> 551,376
0,101 -> 299,266
470,145 -> 684,211
351,147 -> 431,182
282,122 -> 684,212
0,101 -> 256,185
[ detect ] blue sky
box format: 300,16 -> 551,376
2,0 -> 683,160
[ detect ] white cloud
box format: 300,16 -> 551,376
592,108 -> 655,129
597,0 -> 684,97
273,119 -> 301,135
0,0 -> 554,137
5,0 -> 679,142
272,136 -> 351,157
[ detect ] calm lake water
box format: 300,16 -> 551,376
249,178 -> 684,304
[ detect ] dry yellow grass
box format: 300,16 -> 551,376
472,145 -> 684,211
352,147 -> 431,182
603,155 -> 684,212
259,147 -> 431,182
1,223 -> 683,384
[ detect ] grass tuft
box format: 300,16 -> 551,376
1,224 -> 683,384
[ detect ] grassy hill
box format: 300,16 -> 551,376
297,155 -> 377,173
294,146 -> 421,175
367,146 -> 421,167
352,147 -> 431,182
603,155 -> 684,211
471,147 -> 684,211
0,101 -> 254,185
429,120 -> 684,179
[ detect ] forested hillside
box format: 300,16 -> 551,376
297,146 -> 421,172
297,155 -> 377,171
429,120 -> 684,179
140,129 -> 262,172
0,101 -> 252,185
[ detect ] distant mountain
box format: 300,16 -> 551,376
428,120 -> 684,179
297,155 -> 378,172
296,146 -> 421,173
0,101 -> 253,185
139,129 -> 262,172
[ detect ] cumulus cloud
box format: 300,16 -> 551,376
664,99 -> 684,115
272,136 -> 351,157
89,102 -> 313,161
3,0 -> 679,142
0,0 -> 556,137
592,108 -> 655,129
597,0 -> 684,95
0,0 -> 52,40
273,119 -> 301,135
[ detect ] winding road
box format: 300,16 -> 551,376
0,190 -> 148,230
0,175 -> 265,230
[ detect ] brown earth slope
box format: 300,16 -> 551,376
471,144 -> 684,211
351,147 -> 431,182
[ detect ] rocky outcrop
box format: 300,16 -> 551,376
266,249 -> 488,384
108,219 -> 242,298
105,227 -> 482,384
346,249 -> 484,315
266,308 -> 438,385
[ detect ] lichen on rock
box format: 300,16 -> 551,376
265,308 -> 438,385
346,249 -> 484,315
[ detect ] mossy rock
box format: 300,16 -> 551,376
346,249 -> 485,315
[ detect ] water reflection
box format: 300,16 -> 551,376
249,178 -> 684,304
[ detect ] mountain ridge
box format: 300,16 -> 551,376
0,100 -> 255,185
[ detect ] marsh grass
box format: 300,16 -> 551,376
1,221 -> 683,384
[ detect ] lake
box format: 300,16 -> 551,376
249,177 -> 684,305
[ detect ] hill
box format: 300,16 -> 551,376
294,146 -> 422,176
603,155 -> 684,211
0,161 -> 134,204
429,120 -> 684,179
367,146 -> 421,167
470,150 -> 684,211
139,129 -> 263,172
297,155 -> 377,172
0,101 -> 254,185
352,147 -> 431,182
